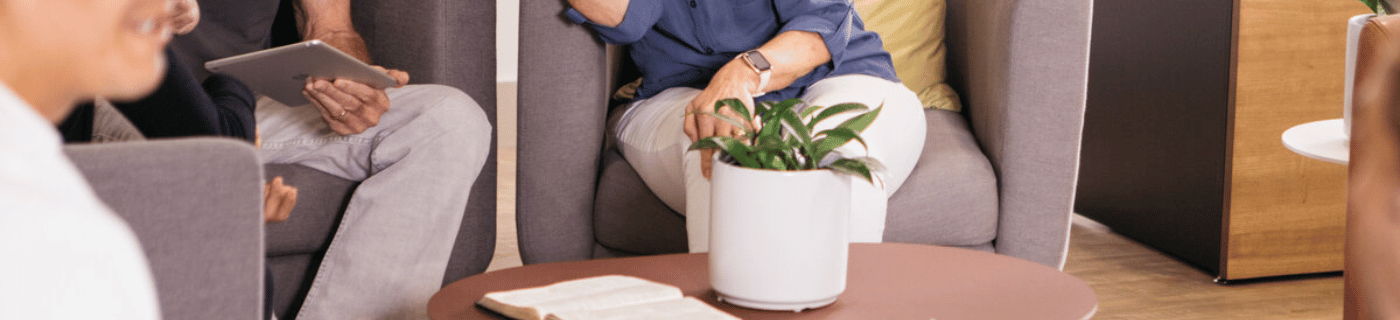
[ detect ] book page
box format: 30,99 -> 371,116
477,275 -> 682,320
530,282 -> 682,316
545,297 -> 741,320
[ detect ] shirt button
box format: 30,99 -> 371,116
705,47 -> 714,54
690,0 -> 697,7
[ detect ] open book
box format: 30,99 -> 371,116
476,275 -> 739,320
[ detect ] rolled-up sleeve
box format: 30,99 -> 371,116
775,0 -> 855,69
566,1 -> 664,45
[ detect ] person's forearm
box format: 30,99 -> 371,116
754,31 -> 831,93
567,0 -> 629,28
296,0 -> 373,64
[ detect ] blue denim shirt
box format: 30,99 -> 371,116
566,0 -> 899,102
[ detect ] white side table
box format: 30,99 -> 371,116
1282,119 -> 1349,164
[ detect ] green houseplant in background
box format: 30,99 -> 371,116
688,98 -> 883,312
1360,0 -> 1394,15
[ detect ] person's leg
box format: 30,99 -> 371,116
254,84 -> 492,319
799,75 -> 927,243
613,87 -> 714,252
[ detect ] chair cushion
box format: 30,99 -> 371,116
886,109 -> 998,248
856,0 -> 962,112
263,164 -> 358,256
593,109 -> 997,254
593,150 -> 689,255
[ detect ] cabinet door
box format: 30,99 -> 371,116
1224,0 -> 1358,280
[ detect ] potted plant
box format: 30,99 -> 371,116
1347,0 -> 1392,137
689,98 -> 882,312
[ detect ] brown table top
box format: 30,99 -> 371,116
428,243 -> 1097,319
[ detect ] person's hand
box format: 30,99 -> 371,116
168,0 -> 199,35
264,176 -> 297,224
685,59 -> 761,178
302,66 -> 410,135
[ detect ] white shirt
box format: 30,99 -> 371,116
0,83 -> 161,319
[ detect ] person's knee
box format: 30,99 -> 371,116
406,84 -> 492,157
405,84 -> 492,137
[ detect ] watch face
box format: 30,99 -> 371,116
746,51 -> 772,71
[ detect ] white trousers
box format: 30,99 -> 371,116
256,84 -> 492,320
616,75 -> 927,252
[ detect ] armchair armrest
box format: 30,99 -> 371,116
945,0 -> 1093,269
517,0 -> 612,264
66,138 -> 264,320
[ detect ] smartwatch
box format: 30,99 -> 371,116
740,50 -> 772,97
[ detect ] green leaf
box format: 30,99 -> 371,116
1362,0 -> 1380,13
753,100 -> 773,119
784,136 -> 810,169
825,158 -> 875,184
754,133 -> 785,150
778,108 -> 813,146
807,103 -> 869,129
810,127 -> 868,163
835,106 -> 882,134
799,104 -> 821,119
767,99 -> 801,121
688,137 -> 722,150
696,111 -> 752,136
756,150 -> 787,170
846,156 -> 887,173
687,136 -> 760,168
714,99 -> 752,125
757,108 -> 785,140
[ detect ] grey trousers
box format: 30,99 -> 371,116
255,84 -> 492,320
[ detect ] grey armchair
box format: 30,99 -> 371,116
517,0 -> 1091,269
259,0 -> 497,318
69,138 -> 265,320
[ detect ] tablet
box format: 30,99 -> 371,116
205,40 -> 397,107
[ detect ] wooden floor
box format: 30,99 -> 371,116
488,83 -> 1344,319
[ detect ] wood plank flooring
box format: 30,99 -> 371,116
489,83 -> 1344,319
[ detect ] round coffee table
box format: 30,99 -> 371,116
428,243 -> 1097,319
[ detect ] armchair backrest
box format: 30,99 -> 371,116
945,0 -> 1092,268
517,0 -> 611,264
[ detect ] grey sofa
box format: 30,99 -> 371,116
518,0 -> 1092,269
69,138 -> 265,320
259,0 -> 499,318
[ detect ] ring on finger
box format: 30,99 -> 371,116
338,110 -> 348,119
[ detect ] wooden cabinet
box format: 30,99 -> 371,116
1076,0 -> 1362,281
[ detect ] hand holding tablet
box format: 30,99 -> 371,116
205,40 -> 400,107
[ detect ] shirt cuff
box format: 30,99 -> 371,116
565,8 -> 590,24
565,1 -> 662,45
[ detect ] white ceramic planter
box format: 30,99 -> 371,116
708,160 -> 850,312
1345,13 -> 1376,138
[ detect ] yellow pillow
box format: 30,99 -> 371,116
855,0 -> 962,112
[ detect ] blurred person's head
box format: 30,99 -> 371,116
0,0 -> 173,122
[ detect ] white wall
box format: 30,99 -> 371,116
497,0 -> 520,82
